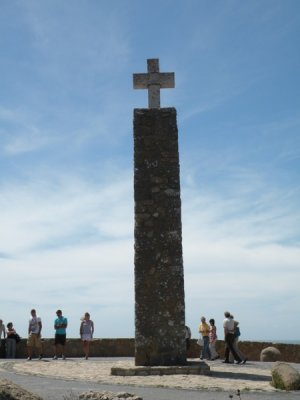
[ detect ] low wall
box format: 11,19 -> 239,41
1,338 -> 300,362
0,338 -> 135,359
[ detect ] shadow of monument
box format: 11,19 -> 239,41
212,370 -> 271,382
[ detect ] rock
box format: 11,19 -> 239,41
0,379 -> 43,400
260,346 -> 281,362
271,362 -> 300,390
79,391 -> 143,400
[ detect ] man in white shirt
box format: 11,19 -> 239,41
27,309 -> 43,360
222,311 -> 242,364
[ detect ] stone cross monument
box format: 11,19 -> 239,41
133,59 -> 175,108
133,59 -> 186,366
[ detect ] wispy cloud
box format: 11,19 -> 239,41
0,106 -> 56,155
181,156 -> 300,340
3,127 -> 52,155
0,173 -> 133,255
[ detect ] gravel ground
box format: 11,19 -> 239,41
1,358 -> 300,400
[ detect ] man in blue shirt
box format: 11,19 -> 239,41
53,309 -> 68,360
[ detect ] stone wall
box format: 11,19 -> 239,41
0,338 -> 134,359
1,338 -> 300,363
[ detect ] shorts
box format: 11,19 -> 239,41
27,333 -> 42,349
81,334 -> 92,341
55,333 -> 66,346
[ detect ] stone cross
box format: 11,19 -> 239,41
133,59 -> 175,108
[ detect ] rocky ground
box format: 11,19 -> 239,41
0,379 -> 43,400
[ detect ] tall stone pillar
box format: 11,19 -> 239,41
133,107 -> 186,366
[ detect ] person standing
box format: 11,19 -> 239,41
0,319 -> 6,347
229,316 -> 247,364
27,309 -> 42,361
80,312 -> 94,360
209,318 -> 219,360
185,325 -> 192,351
53,309 -> 68,360
6,322 -> 17,358
198,316 -> 211,360
222,311 -> 242,364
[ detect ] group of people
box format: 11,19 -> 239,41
198,317 -> 220,361
2,309 -> 247,364
193,311 -> 248,364
0,309 -> 94,360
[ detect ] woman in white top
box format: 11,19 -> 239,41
80,312 -> 94,360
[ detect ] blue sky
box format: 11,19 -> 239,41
0,0 -> 299,342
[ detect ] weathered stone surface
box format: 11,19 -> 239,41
79,391 -> 142,400
271,362 -> 300,390
260,346 -> 281,362
0,379 -> 42,400
134,108 -> 186,366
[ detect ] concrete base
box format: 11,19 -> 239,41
111,361 -> 210,376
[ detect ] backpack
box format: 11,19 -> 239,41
235,326 -> 241,337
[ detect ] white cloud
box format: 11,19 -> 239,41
0,106 -> 56,155
3,127 -> 52,155
179,169 -> 298,340
0,174 -> 133,255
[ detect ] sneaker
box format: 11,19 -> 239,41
53,355 -> 58,360
62,355 -> 66,360
242,358 -> 248,364
84,356 -> 88,360
38,354 -> 42,360
27,357 -> 32,361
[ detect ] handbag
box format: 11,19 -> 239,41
197,338 -> 204,346
10,333 -> 21,343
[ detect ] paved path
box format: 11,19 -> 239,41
1,358 -> 300,400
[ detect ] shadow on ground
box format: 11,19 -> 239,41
212,370 -> 271,382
